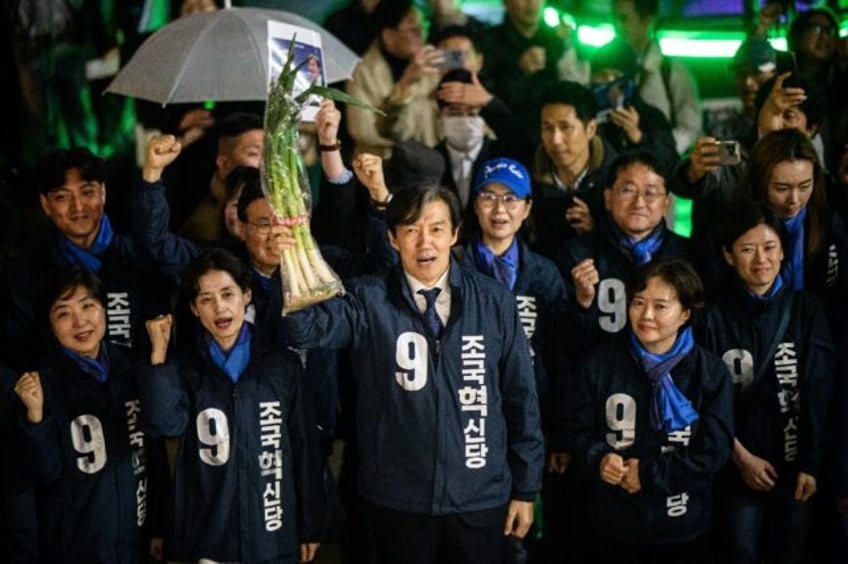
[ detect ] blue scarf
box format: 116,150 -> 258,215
62,345 -> 110,384
747,272 -> 785,303
56,215 -> 114,273
614,222 -> 665,266
206,324 -> 251,383
629,327 -> 699,433
782,208 -> 806,290
472,236 -> 520,291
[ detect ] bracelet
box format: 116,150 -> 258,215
318,139 -> 341,152
371,193 -> 393,209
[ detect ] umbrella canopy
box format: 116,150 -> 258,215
105,7 -> 360,105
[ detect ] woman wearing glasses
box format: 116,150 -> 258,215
788,8 -> 839,89
461,157 -> 566,422
433,157 -> 564,561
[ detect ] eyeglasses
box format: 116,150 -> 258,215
244,220 -> 273,234
476,191 -> 527,209
613,185 -> 666,204
806,24 -> 836,37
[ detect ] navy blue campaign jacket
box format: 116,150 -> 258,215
556,219 -> 689,363
282,259 -> 544,516
564,334 -> 733,544
459,237 -> 567,432
700,281 -> 834,495
11,344 -> 167,563
136,329 -> 324,563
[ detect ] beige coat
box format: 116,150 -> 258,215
345,41 -> 440,159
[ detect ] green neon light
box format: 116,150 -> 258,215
543,7 -> 560,28
575,23 -> 791,57
545,7 -> 577,30
543,5 -> 839,57
577,25 -> 615,47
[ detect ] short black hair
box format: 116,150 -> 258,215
605,150 -> 666,189
626,258 -> 705,317
34,147 -> 106,196
538,81 -> 599,126
373,0 -> 415,33
719,200 -> 789,269
234,166 -> 265,222
215,112 -> 263,140
181,248 -> 252,304
431,24 -> 480,51
386,185 -> 461,235
43,267 -> 106,328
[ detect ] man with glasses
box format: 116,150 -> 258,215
345,0 -> 442,158
556,150 -> 689,359
545,150 -> 690,562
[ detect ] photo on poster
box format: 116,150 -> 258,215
267,21 -> 326,122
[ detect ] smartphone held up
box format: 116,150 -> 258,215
715,140 -> 742,166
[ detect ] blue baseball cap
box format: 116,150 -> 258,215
473,158 -> 532,198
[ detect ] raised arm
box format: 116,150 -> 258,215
131,135 -> 203,280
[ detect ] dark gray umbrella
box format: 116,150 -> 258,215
105,7 -> 360,105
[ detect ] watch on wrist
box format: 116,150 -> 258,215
371,193 -> 393,209
318,139 -> 341,152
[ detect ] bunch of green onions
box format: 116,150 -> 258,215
262,38 -> 379,313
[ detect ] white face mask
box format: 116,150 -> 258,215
442,115 -> 486,152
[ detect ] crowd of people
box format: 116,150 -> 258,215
2,0 -> 848,563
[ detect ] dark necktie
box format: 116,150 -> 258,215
418,288 -> 443,338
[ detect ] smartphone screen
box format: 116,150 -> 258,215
775,50 -> 800,88
716,140 -> 742,166
439,49 -> 466,71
